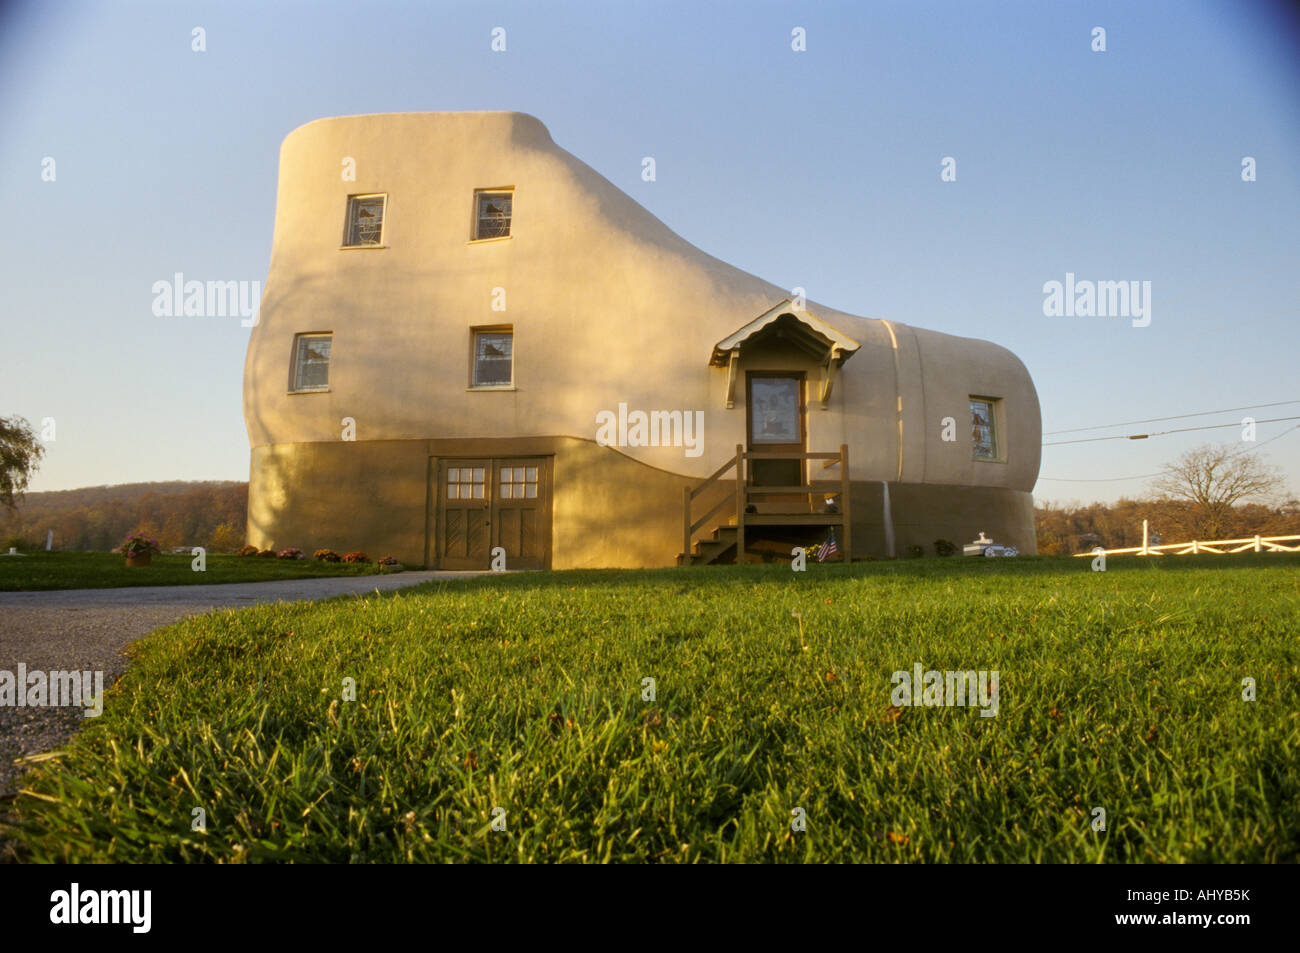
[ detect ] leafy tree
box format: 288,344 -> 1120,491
0,415 -> 45,511
1150,443 -> 1286,539
208,521 -> 244,553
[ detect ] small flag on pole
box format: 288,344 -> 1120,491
817,528 -> 838,562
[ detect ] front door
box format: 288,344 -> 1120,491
436,457 -> 552,570
746,373 -> 807,496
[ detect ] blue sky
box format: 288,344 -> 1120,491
1,0 -> 1297,503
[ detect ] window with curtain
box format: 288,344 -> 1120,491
472,330 -> 513,387
970,397 -> 999,460
344,194 -> 386,246
474,190 -> 513,239
292,334 -> 332,391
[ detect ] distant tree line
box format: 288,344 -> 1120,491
0,481 -> 248,553
1035,497 -> 1300,555
1037,442 -> 1295,554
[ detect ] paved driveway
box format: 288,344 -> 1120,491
0,571 -> 481,799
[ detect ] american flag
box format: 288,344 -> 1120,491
816,529 -> 838,562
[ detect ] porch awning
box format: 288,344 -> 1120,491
711,299 -> 861,408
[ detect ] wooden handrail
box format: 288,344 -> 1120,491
747,481 -> 844,495
746,450 -> 841,461
683,444 -> 743,558
690,493 -> 734,535
683,443 -> 852,564
690,453 -> 741,501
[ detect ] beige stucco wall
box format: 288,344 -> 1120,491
248,438 -> 1036,568
244,111 -> 1041,566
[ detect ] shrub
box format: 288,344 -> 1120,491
934,538 -> 958,557
236,544 -> 260,557
342,552 -> 370,564
314,549 -> 341,562
906,544 -> 924,559
114,532 -> 161,557
276,548 -> 304,560
377,556 -> 399,566
257,549 -> 276,558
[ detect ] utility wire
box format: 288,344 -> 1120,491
1033,261 -> 1300,482
1041,415 -> 1300,447
1044,399 -> 1300,436
1036,423 -> 1300,482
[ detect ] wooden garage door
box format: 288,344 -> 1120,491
436,457 -> 552,570
438,460 -> 491,570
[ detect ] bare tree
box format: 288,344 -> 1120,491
1150,443 -> 1285,539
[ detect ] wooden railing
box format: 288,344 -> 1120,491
682,444 -> 851,563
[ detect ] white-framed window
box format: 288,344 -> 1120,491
291,333 -> 332,392
471,328 -> 513,387
446,466 -> 486,500
343,193 -> 386,246
970,396 -> 1000,460
499,465 -> 538,500
473,189 -> 513,240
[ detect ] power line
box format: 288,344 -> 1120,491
1044,399 -> 1300,436
1036,423 -> 1300,483
1034,470 -> 1170,478
1042,415 -> 1300,447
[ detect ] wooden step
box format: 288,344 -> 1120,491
746,482 -> 844,495
743,514 -> 846,526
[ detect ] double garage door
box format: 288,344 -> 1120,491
434,457 -> 553,570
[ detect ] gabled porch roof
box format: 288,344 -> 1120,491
710,299 -> 861,408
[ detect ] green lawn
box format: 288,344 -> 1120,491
5,554 -> 1298,862
0,551 -> 389,591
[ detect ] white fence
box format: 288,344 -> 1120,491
1074,533 -> 1300,557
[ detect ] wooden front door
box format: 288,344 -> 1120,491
746,372 -> 807,496
436,457 -> 552,570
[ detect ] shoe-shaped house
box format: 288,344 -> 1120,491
244,112 -> 1040,569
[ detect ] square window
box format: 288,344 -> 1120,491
472,330 -> 513,387
472,484 -> 484,499
344,194 -> 386,246
291,333 -> 331,392
500,483 -> 512,500
447,484 -> 459,500
525,483 -> 537,498
970,397 -> 999,460
474,190 -> 512,239
513,467 -> 525,482
472,468 -> 485,482
525,467 -> 537,482
447,468 -> 460,483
